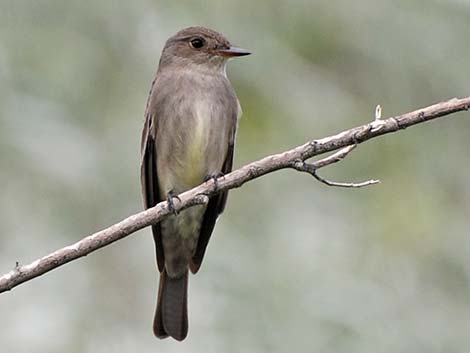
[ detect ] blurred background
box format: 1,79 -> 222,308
1,0 -> 470,352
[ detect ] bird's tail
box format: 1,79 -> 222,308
153,269 -> 189,341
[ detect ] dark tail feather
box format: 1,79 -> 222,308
153,269 -> 188,341
153,271 -> 168,339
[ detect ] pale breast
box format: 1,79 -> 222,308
181,97 -> 227,186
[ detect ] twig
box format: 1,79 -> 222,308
0,96 -> 469,293
292,145 -> 381,188
309,171 -> 380,188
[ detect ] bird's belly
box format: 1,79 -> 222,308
163,100 -> 227,193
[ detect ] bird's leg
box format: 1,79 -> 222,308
204,172 -> 224,190
166,190 -> 181,216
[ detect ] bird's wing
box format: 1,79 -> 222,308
190,102 -> 239,274
141,87 -> 165,272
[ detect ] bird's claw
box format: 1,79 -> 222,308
166,190 -> 181,216
204,172 -> 224,189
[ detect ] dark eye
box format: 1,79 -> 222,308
189,37 -> 205,49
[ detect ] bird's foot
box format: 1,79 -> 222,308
166,190 -> 181,216
204,172 -> 224,189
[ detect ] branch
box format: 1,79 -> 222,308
1,96 -> 469,293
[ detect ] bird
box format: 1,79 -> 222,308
140,26 -> 250,341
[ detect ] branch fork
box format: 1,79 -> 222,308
292,144 -> 380,188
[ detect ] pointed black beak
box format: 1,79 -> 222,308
216,46 -> 251,57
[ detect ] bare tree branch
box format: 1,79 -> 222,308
0,96 -> 469,293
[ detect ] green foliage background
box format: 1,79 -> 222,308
1,1 -> 470,352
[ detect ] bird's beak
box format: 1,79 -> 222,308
216,46 -> 251,57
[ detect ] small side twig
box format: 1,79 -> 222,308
310,172 -> 380,188
370,104 -> 387,132
292,145 -> 380,188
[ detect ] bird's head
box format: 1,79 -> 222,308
159,26 -> 251,72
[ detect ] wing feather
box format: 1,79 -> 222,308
141,102 -> 165,272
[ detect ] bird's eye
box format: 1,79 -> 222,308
189,37 -> 205,49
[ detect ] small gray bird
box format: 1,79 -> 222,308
140,27 -> 250,341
